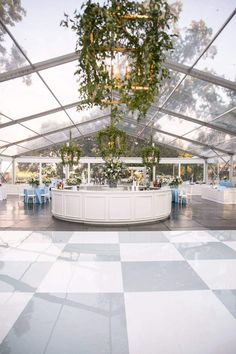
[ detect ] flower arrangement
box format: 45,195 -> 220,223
28,177 -> 40,187
128,170 -> 144,184
158,176 -> 171,185
66,177 -> 82,186
169,176 -> 183,187
42,177 -> 51,186
103,159 -> 124,187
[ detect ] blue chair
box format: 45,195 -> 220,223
40,187 -> 50,203
25,188 -> 36,204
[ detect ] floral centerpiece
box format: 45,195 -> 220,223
103,159 -> 124,188
42,177 -> 51,186
28,177 -> 40,187
66,177 -> 81,186
127,170 -> 144,185
169,176 -> 183,187
158,176 -> 171,186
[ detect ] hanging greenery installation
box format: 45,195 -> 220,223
97,123 -> 127,161
60,134 -> 81,167
61,0 -> 176,120
141,144 -> 160,169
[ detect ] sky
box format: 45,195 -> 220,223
0,0 -> 235,161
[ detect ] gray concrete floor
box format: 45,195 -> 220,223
0,196 -> 235,231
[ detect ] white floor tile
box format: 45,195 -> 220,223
0,243 -> 64,262
20,243 -> 65,262
163,231 -> 219,243
69,232 -> 119,244
0,231 -> 32,247
189,260 -> 236,289
36,261 -> 75,292
224,241 -> 236,252
125,291 -> 236,354
37,261 -> 123,293
120,243 -> 184,262
0,292 -> 33,344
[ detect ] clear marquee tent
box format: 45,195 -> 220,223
0,0 -> 236,176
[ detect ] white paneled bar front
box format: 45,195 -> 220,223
51,188 -> 172,225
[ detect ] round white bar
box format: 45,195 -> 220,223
51,188 -> 172,224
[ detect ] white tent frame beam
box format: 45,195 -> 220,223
12,128 -> 207,159
153,106 -> 236,137
0,101 -> 83,129
1,100 -> 236,139
2,114 -> 232,158
0,19 -> 84,138
137,8 -> 236,139
123,118 -> 233,156
1,113 -> 232,156
1,51 -> 235,91
0,113 -> 111,151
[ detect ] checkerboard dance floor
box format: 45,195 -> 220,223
0,230 -> 236,354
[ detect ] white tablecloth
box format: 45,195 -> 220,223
0,186 -> 7,201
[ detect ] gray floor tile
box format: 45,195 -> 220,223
0,293 -> 129,354
28,231 -> 74,243
119,231 -> 168,243
59,243 -> 120,261
122,261 -> 208,292
174,242 -> 236,260
208,230 -> 236,241
0,261 -> 53,292
213,290 -> 236,319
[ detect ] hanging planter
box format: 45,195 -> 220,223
141,145 -> 160,169
97,124 -> 127,161
60,133 -> 81,168
61,0 -> 176,120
